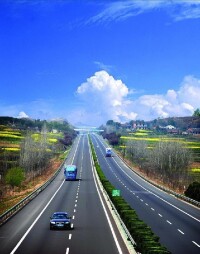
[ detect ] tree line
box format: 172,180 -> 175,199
2,122 -> 76,192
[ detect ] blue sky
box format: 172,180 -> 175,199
0,0 -> 200,126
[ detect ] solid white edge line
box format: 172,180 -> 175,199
10,180 -> 65,254
88,137 -> 123,254
10,137 -> 82,254
95,134 -> 200,223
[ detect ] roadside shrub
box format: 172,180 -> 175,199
115,204 -> 132,214
120,210 -> 139,224
5,167 -> 25,188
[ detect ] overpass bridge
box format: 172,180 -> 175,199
74,126 -> 104,133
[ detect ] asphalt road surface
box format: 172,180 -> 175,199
0,135 -> 130,254
91,133 -> 200,254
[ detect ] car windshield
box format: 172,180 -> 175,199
52,214 -> 68,219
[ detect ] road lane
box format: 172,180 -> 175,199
91,134 -> 200,254
0,135 -> 130,254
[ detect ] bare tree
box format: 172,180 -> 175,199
20,129 -> 51,179
126,140 -> 148,168
148,141 -> 191,190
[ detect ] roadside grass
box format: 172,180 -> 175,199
0,157 -> 65,215
0,125 -> 66,215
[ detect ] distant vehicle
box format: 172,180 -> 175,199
50,212 -> 72,230
106,147 -> 112,157
64,164 -> 77,180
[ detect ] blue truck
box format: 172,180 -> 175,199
105,148 -> 112,157
64,165 -> 77,180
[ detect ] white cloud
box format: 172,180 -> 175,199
88,0 -> 200,24
17,111 -> 29,118
94,61 -> 113,72
70,71 -> 200,125
1,72 -> 200,127
133,75 -> 200,120
75,70 -> 137,125
0,99 -> 56,121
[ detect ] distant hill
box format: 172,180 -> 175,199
0,116 -> 74,132
153,116 -> 200,130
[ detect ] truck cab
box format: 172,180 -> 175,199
64,165 -> 77,180
106,148 -> 112,157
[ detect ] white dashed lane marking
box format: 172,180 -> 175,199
192,241 -> 200,248
167,220 -> 172,225
94,136 -> 200,251
178,229 -> 184,235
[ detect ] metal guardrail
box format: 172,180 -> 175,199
0,159 -> 66,226
90,142 -> 136,250
116,153 -> 200,208
102,186 -> 136,247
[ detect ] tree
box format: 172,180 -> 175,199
149,141 -> 191,189
193,108 -> 200,117
102,132 -> 121,145
126,140 -> 148,168
5,167 -> 25,188
20,131 -> 51,178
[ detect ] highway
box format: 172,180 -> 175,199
0,135 -> 130,254
91,134 -> 200,254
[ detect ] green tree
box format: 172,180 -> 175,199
5,167 -> 25,188
193,108 -> 200,117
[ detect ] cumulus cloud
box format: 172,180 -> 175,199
132,75 -> 200,120
0,99 -> 56,121
71,71 -> 200,125
1,71 -> 199,127
17,111 -> 29,118
75,70 -> 137,125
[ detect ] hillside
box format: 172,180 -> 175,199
151,116 -> 200,129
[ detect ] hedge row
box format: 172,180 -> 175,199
89,138 -> 171,254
